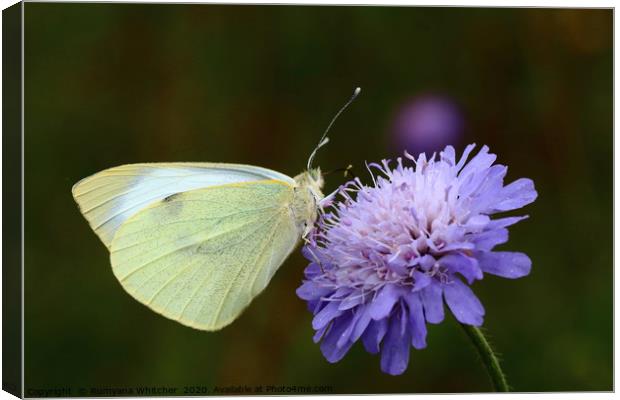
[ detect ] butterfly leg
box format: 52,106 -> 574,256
304,244 -> 326,274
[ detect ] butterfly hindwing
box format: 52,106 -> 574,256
109,180 -> 300,331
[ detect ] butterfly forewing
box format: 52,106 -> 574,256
71,163 -> 295,248
109,180 -> 300,331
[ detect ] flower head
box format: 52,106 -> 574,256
297,144 -> 537,375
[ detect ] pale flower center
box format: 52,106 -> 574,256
313,157 -> 468,294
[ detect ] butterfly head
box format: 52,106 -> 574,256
293,168 -> 324,202
307,167 -> 324,192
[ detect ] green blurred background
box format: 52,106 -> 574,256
23,4 -> 612,394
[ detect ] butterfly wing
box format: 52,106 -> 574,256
71,163 -> 294,248
109,179 -> 301,331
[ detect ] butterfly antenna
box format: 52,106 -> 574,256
307,87 -> 361,171
324,164 -> 357,179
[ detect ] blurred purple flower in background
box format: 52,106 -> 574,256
391,95 -> 464,155
297,144 -> 537,375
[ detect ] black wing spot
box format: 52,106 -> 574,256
163,193 -> 181,203
162,193 -> 184,217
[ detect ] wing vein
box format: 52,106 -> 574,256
210,212 -> 282,325
117,216 -> 267,281
145,255 -> 206,306
248,212 -> 284,296
179,212 -> 280,323
160,256 -> 207,316
112,206 -> 278,252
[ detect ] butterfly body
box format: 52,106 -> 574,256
292,168 -> 324,237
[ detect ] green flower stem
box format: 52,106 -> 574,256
460,323 -> 510,392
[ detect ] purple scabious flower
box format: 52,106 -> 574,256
297,144 -> 537,375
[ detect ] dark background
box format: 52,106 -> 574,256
24,4 -> 612,393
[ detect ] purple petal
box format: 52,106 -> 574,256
387,252 -> 409,275
494,178 -> 537,212
420,282 -> 444,324
443,279 -> 485,326
297,281 -> 332,301
416,254 -> 436,271
404,294 -> 427,349
440,241 -> 475,253
312,301 -> 342,330
471,229 -> 508,251
441,145 -> 456,165
338,310 -> 363,348
380,313 -> 411,375
458,145 -> 497,182
313,324 -> 328,343
488,215 -> 528,229
368,284 -> 401,320
468,165 -> 508,212
465,214 -> 491,232
301,246 -> 316,262
455,143 -> 476,171
338,293 -> 365,310
352,305 -> 372,342
440,253 -> 483,284
320,314 -> 356,363
475,251 -> 532,279
412,270 -> 431,292
361,318 -> 388,354
303,262 -> 322,279
438,223 -> 466,242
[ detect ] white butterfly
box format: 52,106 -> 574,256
72,88 -> 360,331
